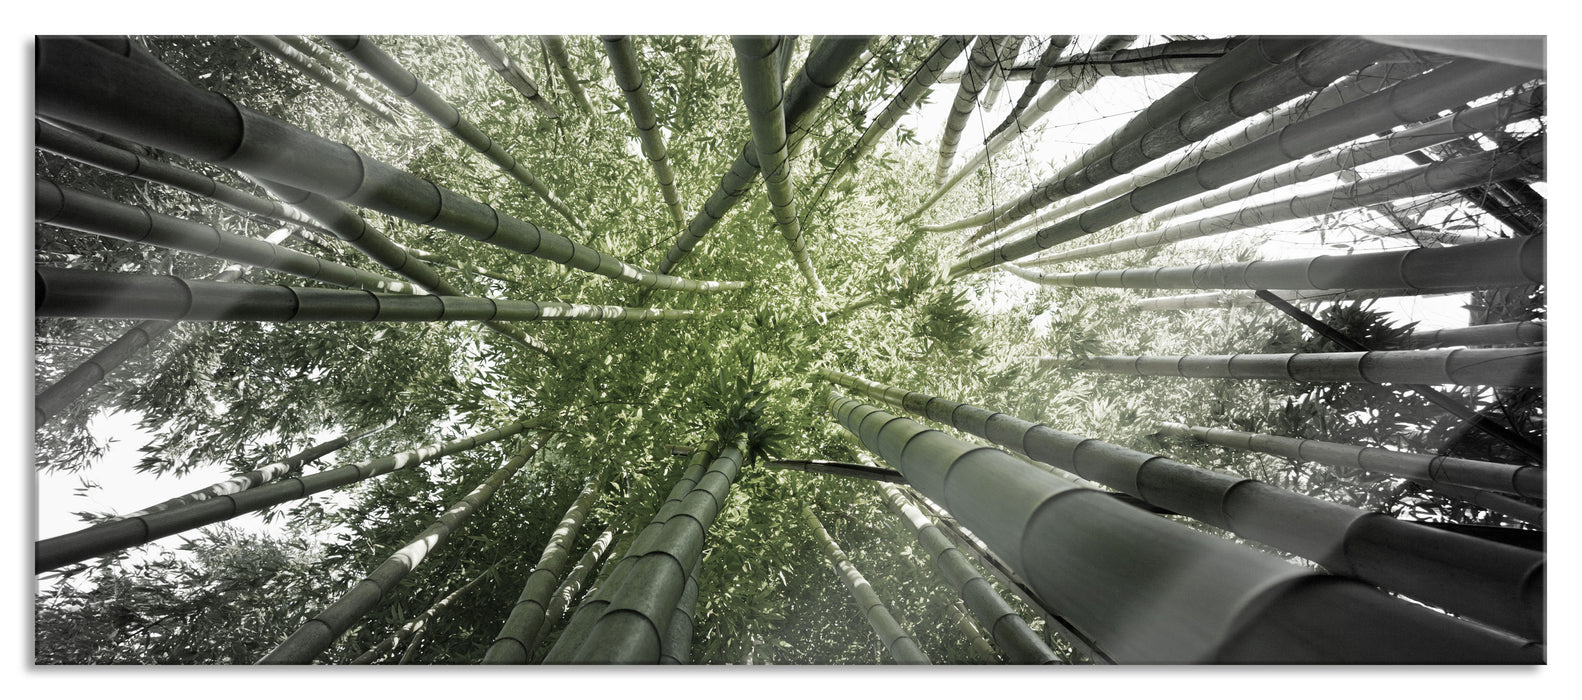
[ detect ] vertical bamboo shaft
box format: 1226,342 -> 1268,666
461,35 -> 561,118
526,529 -> 616,657
539,36 -> 595,115
801,504 -> 931,664
603,36 -> 686,229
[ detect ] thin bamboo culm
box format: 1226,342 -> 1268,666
801,503 -> 931,664
603,36 -> 686,229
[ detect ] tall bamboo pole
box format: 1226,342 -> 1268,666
526,529 -> 616,657
932,37 -> 1001,187
242,35 -> 400,126
1048,347 -> 1543,388
1395,321 -> 1546,349
260,437 -> 544,663
657,558 -> 702,664
826,390 -> 1539,661
603,36 -> 686,229
539,36 -> 595,115
35,38 -> 743,294
352,564 -> 498,664
801,503 -> 931,664
823,369 -> 1545,640
1136,287 -> 1458,311
983,35 -> 1074,142
36,419 -> 535,573
461,35 -> 561,119
940,37 -> 1238,84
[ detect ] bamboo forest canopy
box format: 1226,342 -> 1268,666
33,33 -> 1546,667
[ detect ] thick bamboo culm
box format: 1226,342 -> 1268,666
483,473 -> 606,664
322,35 -> 585,232
352,565 -> 498,664
821,369 -> 1545,639
827,390 -> 1540,662
528,529 -> 616,657
540,446 -> 718,663
977,36 -> 1021,108
657,559 -> 702,664
654,38 -> 868,275
732,35 -> 826,295
1395,320 -> 1546,349
939,37 -> 1241,83
34,38 -> 744,294
1137,287 -> 1456,311
603,36 -> 686,229
539,36 -> 595,115
35,420 -> 534,573
801,504 -> 931,664
876,483 -> 1058,664
971,62 -> 1543,272
242,35 -> 400,126
36,179 -> 416,294
1050,347 -> 1544,388
461,35 -> 560,119
932,36 -> 1001,188
35,268 -> 704,324
260,438 -> 543,663
763,459 -> 907,483
1158,422 -> 1543,499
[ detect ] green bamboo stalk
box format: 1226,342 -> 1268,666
399,245 -> 529,286
352,564 -> 498,664
559,437 -> 748,663
35,38 -> 742,294
275,35 -> 390,94
36,419 -> 534,573
483,471 -> 607,664
657,558 -> 702,664
825,389 -> 1540,661
36,178 -> 416,294
527,529 -> 616,657
1048,347 -> 1544,388
1394,321 -> 1546,349
242,35 -> 400,126
603,36 -> 686,229
877,482 -> 1057,664
733,35 -> 826,295
801,503 -> 931,665
539,36 -> 595,115
1159,422 -> 1543,499
260,437 -> 544,663
654,37 -> 868,275
932,37 -> 1002,188
461,35 -> 561,119
35,268 -> 707,324
323,35 -> 585,232
763,459 -> 907,483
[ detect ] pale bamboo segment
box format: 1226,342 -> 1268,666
242,35 -> 400,125
462,35 -> 561,118
540,36 -> 595,115
801,504 -> 932,665
877,483 -> 1058,664
483,472 -> 606,664
602,36 -> 685,229
764,459 -> 907,483
527,529 -> 615,656
323,35 -> 585,232
977,36 -> 1022,108
1019,136 -> 1544,267
1136,287 -> 1455,311
657,559 -> 702,664
1158,422 -> 1542,498
35,38 -> 744,293
36,179 -> 416,294
1396,321 -> 1546,349
36,419 -> 534,573
654,38 -> 868,275
823,368 -> 1547,638
733,35 -> 826,295
352,565 -> 497,664
260,438 -> 544,663
35,268 -> 705,324
1052,346 -> 1544,388
825,389 -> 1542,660
932,37 -> 1002,187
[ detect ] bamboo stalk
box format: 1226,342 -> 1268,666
275,34 -> 390,95
941,37 -> 1241,83
260,437 -> 544,663
982,35 -> 1074,143
1049,347 -> 1543,388
603,36 -> 686,229
801,503 -> 931,664
526,529 -> 616,656
462,35 -> 561,119
539,36 -> 595,115
657,558 -> 702,664
242,35 -> 400,126
763,459 -> 907,483
1414,481 -> 1544,526
36,419 -> 535,573
1136,287 -> 1458,311
932,36 -> 1001,188
352,564 -> 498,664
1395,320 -> 1546,349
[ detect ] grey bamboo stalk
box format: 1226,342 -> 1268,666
275,34 -> 390,95
1415,481 -> 1544,526
1048,347 -> 1544,388
826,389 -> 1540,661
877,482 -> 1058,664
733,35 -> 826,295
35,38 -> 745,294
984,35 -> 1074,142
539,36 -> 595,115
35,268 -> 707,325
932,36 -> 1001,188
35,419 -> 535,573
242,35 -> 400,126
977,36 -> 1023,109
322,35 -> 585,232
462,35 -> 561,119
940,36 -> 1242,84
1136,287 -> 1458,311
36,179 -> 417,295
658,558 -> 702,664
400,245 -> 530,287
1158,422 -> 1543,499
541,444 -> 721,663
653,37 -> 868,275
483,470 -> 607,664
603,36 -> 686,229
118,420 -> 394,520
526,529 -> 616,657
882,518 -> 999,662
352,564 -> 499,664
558,437 -> 748,663
1394,321 -> 1546,349
801,503 -> 931,665
1017,136 -> 1544,268
259,437 -> 544,663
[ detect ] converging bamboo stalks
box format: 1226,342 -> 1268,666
243,35 -> 401,126
604,36 -> 687,229
801,503 -> 931,664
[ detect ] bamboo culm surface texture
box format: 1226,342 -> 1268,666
530,529 -> 616,657
1395,320 -> 1546,349
658,559 -> 703,664
825,389 -> 1540,661
36,268 -> 703,324
821,369 -> 1545,641
1052,345 -> 1544,388
36,420 -> 534,573
539,36 -> 595,115
932,36 -> 1001,188
461,35 -> 560,119
801,503 -> 932,664
603,36 -> 686,228
34,38 -> 742,294
260,437 -> 543,663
